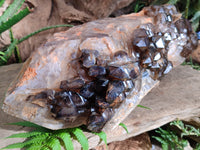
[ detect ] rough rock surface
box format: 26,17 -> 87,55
0,64 -> 200,149
0,0 -> 136,61
2,5 -> 198,133
93,133 -> 152,150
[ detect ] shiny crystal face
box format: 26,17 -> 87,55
26,5 -> 198,132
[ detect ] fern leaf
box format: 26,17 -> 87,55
0,56 -> 7,62
0,51 -> 5,55
0,0 -> 5,7
6,130 -> 48,139
161,143 -> 169,150
94,131 -> 107,148
0,7 -> 30,34
7,121 -> 49,131
119,123 -> 129,134
72,128 -> 89,150
56,132 -> 74,150
152,136 -> 168,145
45,137 -> 61,150
40,146 -> 50,150
0,0 -> 25,24
137,105 -> 151,110
1,142 -> 27,149
25,144 -> 42,150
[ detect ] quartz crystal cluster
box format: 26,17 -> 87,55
2,5 -> 198,132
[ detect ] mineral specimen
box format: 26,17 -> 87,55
2,5 -> 198,132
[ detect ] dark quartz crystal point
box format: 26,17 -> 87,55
95,97 -> 110,109
129,67 -> 140,79
60,78 -> 85,90
163,61 -> 173,74
87,108 -> 113,132
123,80 -> 135,92
81,49 -> 99,68
133,37 -> 150,51
49,91 -> 89,121
133,28 -> 148,38
88,66 -> 107,77
109,92 -> 125,108
80,82 -> 95,99
106,80 -> 125,104
94,78 -> 109,95
108,66 -> 130,80
175,19 -> 192,34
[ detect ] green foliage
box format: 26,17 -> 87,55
93,131 -> 108,149
0,1 -> 74,66
1,121 -> 91,150
153,120 -> 200,150
0,0 -> 26,24
55,131 -> 74,150
2,121 -> 111,150
72,128 -> 89,150
119,123 -> 129,134
133,0 -> 146,13
182,57 -> 200,70
170,120 -> 200,137
0,7 -> 30,34
0,0 -> 5,8
152,128 -> 188,150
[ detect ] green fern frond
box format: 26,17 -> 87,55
0,55 -> 7,62
7,121 -> 49,131
45,137 -> 61,150
56,131 -> 74,150
6,130 -> 48,139
0,0 -> 25,24
119,123 -> 129,134
0,0 -> 5,7
25,144 -> 42,150
40,146 -> 50,150
1,142 -> 28,149
94,131 -> 108,148
23,133 -> 49,145
0,51 -> 5,55
153,127 -> 188,150
0,7 -> 30,34
72,128 -> 89,150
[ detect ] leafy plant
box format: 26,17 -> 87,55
1,121 -> 110,150
152,120 -> 200,150
0,0 -> 74,65
152,128 -> 188,150
182,57 -> 200,70
170,120 -> 200,137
